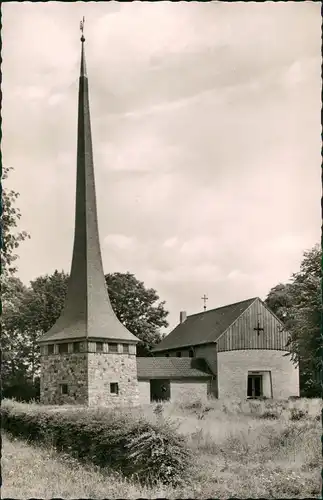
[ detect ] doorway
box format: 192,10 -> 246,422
247,374 -> 263,398
150,379 -> 171,402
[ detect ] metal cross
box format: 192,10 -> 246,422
201,294 -> 208,311
254,319 -> 264,336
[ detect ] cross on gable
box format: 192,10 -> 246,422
254,320 -> 264,336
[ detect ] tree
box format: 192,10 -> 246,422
1,167 -> 33,400
2,276 -> 30,381
105,272 -> 168,356
265,283 -> 295,323
22,270 -> 70,335
1,166 -> 30,277
4,270 -> 168,391
1,275 -> 42,401
265,244 -> 322,397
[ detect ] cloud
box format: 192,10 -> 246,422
104,234 -> 135,250
163,237 -> 178,249
2,1 -> 320,331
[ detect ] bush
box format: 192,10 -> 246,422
289,408 -> 309,421
2,378 -> 40,402
259,411 -> 280,420
125,421 -> 192,485
1,401 -> 192,486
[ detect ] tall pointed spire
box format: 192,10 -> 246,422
39,22 -> 139,344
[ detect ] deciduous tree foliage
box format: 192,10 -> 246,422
265,244 -> 322,397
105,272 -> 168,356
1,166 -> 30,277
2,276 -> 30,382
1,166 -> 33,399
3,270 -> 168,398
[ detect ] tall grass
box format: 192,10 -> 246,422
2,397 -> 321,499
1,399 -> 192,486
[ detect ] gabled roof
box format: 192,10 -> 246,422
136,357 -> 213,379
152,297 -> 257,352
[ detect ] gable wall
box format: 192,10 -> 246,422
217,298 -> 290,352
217,349 -> 299,399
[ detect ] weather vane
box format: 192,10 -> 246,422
80,16 -> 85,42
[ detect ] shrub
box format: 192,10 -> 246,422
259,410 -> 280,420
1,378 -> 40,402
289,408 -> 309,421
125,421 -> 192,485
1,401 -> 192,486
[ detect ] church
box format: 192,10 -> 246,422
148,297 -> 299,401
38,24 -> 299,407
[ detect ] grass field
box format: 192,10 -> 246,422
2,397 -> 322,499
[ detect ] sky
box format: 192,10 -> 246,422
2,1 -> 321,332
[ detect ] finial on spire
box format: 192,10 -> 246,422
80,16 -> 85,42
80,16 -> 87,77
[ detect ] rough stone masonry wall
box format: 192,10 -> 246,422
88,353 -> 139,406
40,354 -> 88,405
217,350 -> 299,399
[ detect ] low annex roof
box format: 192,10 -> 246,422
152,297 -> 258,352
136,357 -> 213,380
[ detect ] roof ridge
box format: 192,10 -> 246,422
187,297 -> 258,318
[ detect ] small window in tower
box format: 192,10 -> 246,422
123,344 -> 129,354
96,342 -> 103,352
176,351 -> 182,358
189,349 -> 194,358
110,382 -> 119,395
48,344 -> 54,355
73,342 -> 81,353
109,343 -> 118,353
61,384 -> 68,395
59,343 -> 68,354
